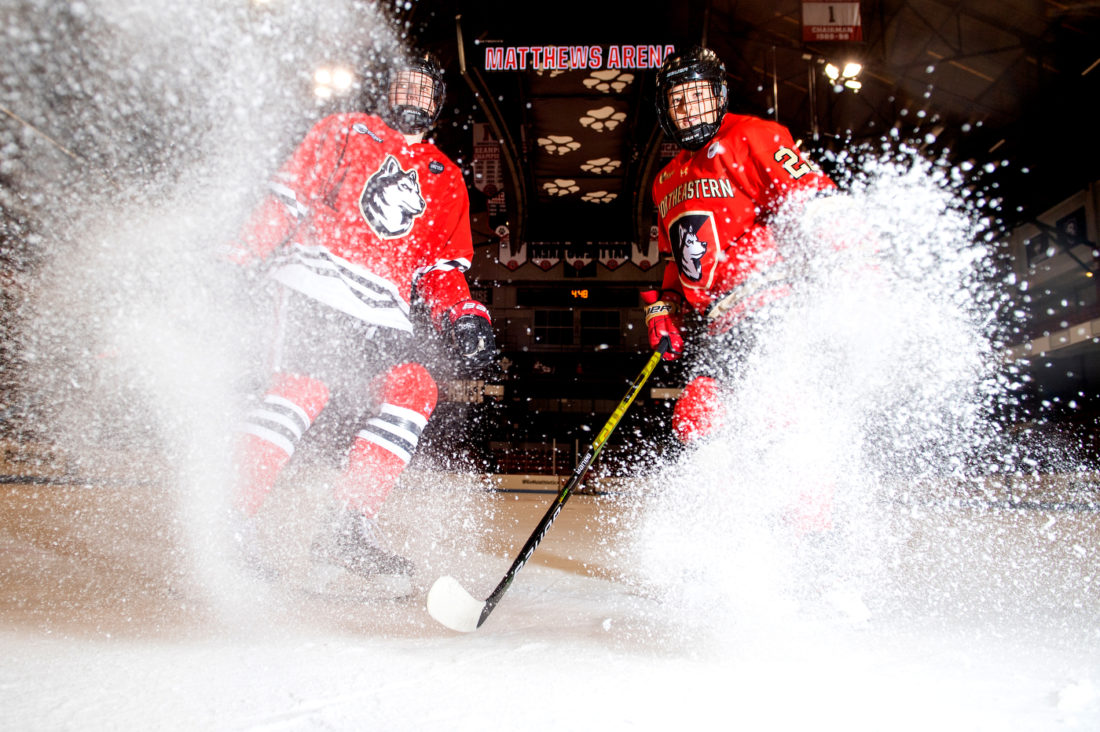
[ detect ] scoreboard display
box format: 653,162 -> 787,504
516,287 -> 640,308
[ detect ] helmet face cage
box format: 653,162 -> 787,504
656,47 -> 728,150
385,55 -> 446,135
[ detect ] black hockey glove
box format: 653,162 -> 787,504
445,299 -> 498,374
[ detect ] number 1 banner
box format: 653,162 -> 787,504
802,1 -> 863,42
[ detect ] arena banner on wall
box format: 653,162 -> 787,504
497,224 -> 526,270
529,241 -> 562,271
631,226 -> 660,271
802,1 -> 862,42
596,241 -> 631,270
472,123 -> 507,218
563,242 -> 593,271
501,240 -> 654,271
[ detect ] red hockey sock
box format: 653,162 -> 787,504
672,376 -> 725,442
335,363 -> 437,517
235,372 -> 329,515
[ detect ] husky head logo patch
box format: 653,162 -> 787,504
359,155 -> 426,238
669,212 -> 718,284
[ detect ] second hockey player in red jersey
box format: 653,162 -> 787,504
647,46 -> 836,336
227,53 -> 496,583
643,46 -> 842,533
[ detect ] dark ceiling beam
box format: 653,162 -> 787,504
631,122 -> 663,250
455,13 -> 528,246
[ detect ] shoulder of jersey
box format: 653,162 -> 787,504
340,113 -> 393,144
417,141 -> 461,177
718,113 -> 789,152
735,113 -> 788,140
329,113 -> 460,177
720,112 -> 763,136
655,153 -> 687,185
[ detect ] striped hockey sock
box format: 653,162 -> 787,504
235,372 -> 330,515
335,363 -> 437,517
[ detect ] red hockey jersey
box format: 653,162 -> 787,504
652,112 -> 835,327
228,113 -> 474,332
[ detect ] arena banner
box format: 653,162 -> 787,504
802,1 -> 863,42
596,241 -> 631,271
497,224 -> 526,270
631,226 -> 660,271
529,241 -> 562,271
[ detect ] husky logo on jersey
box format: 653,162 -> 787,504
669,212 -> 719,284
360,155 -> 426,238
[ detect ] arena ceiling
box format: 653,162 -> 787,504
402,0 -> 1100,247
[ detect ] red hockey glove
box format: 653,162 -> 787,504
641,290 -> 684,361
445,299 -> 498,374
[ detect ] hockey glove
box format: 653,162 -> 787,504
446,299 -> 498,374
641,290 -> 684,361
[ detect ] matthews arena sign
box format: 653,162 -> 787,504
483,44 -> 676,72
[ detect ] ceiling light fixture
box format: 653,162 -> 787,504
824,61 -> 862,92
313,65 -> 354,99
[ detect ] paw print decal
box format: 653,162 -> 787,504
581,190 -> 617,204
580,157 -> 621,175
579,106 -> 626,132
537,135 -> 582,155
543,179 -> 580,196
583,69 -> 635,93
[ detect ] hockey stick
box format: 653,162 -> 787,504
427,338 -> 670,632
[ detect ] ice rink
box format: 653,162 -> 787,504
3,447 -> 1099,731
3,2 -> 1099,729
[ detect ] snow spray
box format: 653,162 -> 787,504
1,1 -> 408,626
630,141 -> 1099,646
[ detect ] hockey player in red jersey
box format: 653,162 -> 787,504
643,46 -> 843,533
227,53 -> 496,581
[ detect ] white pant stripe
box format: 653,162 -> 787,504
240,424 -> 296,457
263,395 -> 311,428
356,428 -> 413,464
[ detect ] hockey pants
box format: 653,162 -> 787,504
235,363 -> 437,517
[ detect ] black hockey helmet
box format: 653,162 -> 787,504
655,46 -> 728,150
384,52 -> 446,135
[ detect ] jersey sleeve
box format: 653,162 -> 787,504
650,168 -> 686,308
659,259 -> 684,301
743,119 -> 835,214
225,117 -> 336,264
652,178 -> 674,257
413,174 -> 476,328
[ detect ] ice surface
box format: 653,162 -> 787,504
2,538 -> 1100,731
3,467 -> 1100,731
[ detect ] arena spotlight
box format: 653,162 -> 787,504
313,65 -> 355,99
824,61 -> 863,92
